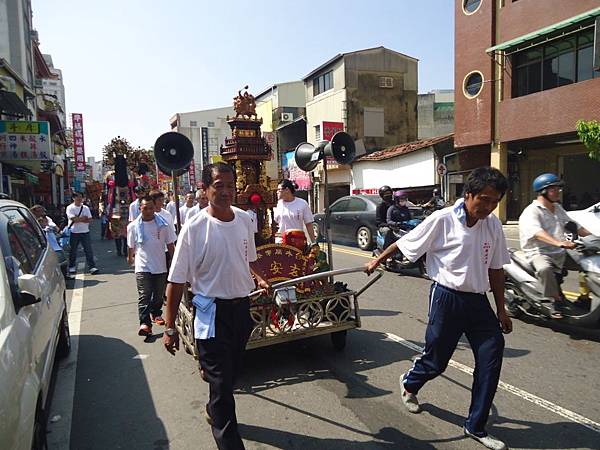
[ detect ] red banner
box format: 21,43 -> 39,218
72,113 -> 86,172
322,121 -> 344,141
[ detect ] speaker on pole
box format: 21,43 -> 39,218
153,132 -> 194,176
293,131 -> 356,172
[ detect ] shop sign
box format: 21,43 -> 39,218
72,113 -> 86,172
188,159 -> 196,187
0,120 -> 51,161
351,188 -> 379,195
322,121 -> 344,169
201,127 -> 209,166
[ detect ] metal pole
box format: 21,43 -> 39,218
323,159 -> 333,272
172,170 -> 182,233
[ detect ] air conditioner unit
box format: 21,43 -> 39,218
281,112 -> 294,122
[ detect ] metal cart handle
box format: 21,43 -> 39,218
249,266 -> 383,297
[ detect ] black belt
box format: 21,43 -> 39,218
214,297 -> 249,305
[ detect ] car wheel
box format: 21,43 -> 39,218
56,298 -> 71,359
356,226 -> 373,251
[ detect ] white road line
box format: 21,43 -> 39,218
47,262 -> 85,449
385,332 -> 600,434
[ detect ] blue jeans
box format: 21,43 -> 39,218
68,232 -> 96,269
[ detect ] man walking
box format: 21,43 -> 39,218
128,186 -> 146,222
366,167 -> 512,450
127,196 -> 176,336
185,188 -> 209,222
164,162 -> 269,450
67,192 -> 98,275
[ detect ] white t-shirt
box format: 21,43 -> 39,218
166,201 -> 177,219
397,199 -> 510,294
168,207 -> 257,299
519,200 -> 574,265
274,197 -> 314,233
185,204 -> 202,222
66,203 -> 92,234
178,203 -> 194,226
247,209 -> 258,233
127,217 -> 177,274
128,199 -> 141,222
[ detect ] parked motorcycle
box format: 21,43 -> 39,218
503,222 -> 600,327
373,219 -> 427,276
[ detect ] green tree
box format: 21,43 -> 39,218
576,120 -> 600,161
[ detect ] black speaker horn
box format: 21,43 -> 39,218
154,132 -> 194,176
293,131 -> 356,172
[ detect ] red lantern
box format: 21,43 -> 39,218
108,180 -> 115,187
249,193 -> 261,205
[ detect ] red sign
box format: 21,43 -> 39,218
72,113 -> 86,172
188,159 -> 196,187
322,121 -> 344,141
352,188 -> 379,195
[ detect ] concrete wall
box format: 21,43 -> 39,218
351,148 -> 436,191
0,0 -> 10,62
345,48 -> 418,151
418,91 -> 455,139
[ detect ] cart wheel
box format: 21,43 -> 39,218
331,330 -> 347,351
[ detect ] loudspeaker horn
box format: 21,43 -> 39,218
324,131 -> 355,165
293,131 -> 356,172
294,142 -> 320,172
154,132 -> 194,176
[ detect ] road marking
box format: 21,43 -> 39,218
385,332 -> 600,434
47,262 -> 85,449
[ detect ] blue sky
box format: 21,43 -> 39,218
32,0 -> 454,159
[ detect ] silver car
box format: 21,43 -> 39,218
0,199 -> 69,450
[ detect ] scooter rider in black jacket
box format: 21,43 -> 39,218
387,191 -> 412,228
376,185 -> 395,249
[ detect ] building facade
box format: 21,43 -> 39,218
303,46 -> 419,211
254,81 -> 306,184
455,0 -> 600,221
418,89 -> 455,139
169,106 -> 234,190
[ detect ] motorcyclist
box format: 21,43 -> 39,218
519,173 -> 592,319
387,191 -> 412,229
421,187 -> 445,210
376,185 -> 395,250
376,185 -> 393,227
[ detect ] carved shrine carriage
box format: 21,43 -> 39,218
171,88 -> 382,355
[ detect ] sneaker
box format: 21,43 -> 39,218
152,315 -> 166,326
89,267 -> 99,275
68,266 -> 76,274
138,324 -> 152,336
399,373 -> 421,413
464,427 -> 507,450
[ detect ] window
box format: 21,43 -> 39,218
315,125 -> 321,142
313,70 -> 333,96
4,209 -> 45,273
512,27 -> 597,98
189,121 -> 197,127
207,121 -> 215,127
463,0 -> 482,14
464,71 -> 484,97
347,198 -> 367,212
379,76 -> 394,88
330,199 -> 350,213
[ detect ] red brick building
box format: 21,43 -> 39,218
454,0 -> 600,221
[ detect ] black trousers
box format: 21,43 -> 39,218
196,298 -> 253,450
135,272 -> 167,325
115,237 -> 127,255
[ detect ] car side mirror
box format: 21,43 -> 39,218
17,274 -> 42,307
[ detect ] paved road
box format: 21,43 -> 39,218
47,235 -> 600,450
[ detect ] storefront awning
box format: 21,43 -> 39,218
0,90 -> 32,117
486,7 -> 600,54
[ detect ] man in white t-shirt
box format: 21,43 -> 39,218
185,188 -> 209,222
165,190 -> 177,219
164,162 -> 269,450
177,192 -> 195,227
366,167 -> 512,450
128,186 -> 147,222
273,179 -> 315,242
66,192 -> 98,274
149,189 -> 175,229
127,196 -> 176,337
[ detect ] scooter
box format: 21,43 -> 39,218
373,219 -> 427,277
503,222 -> 600,327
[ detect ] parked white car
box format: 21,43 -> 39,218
0,199 -> 69,450
568,202 -> 600,236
